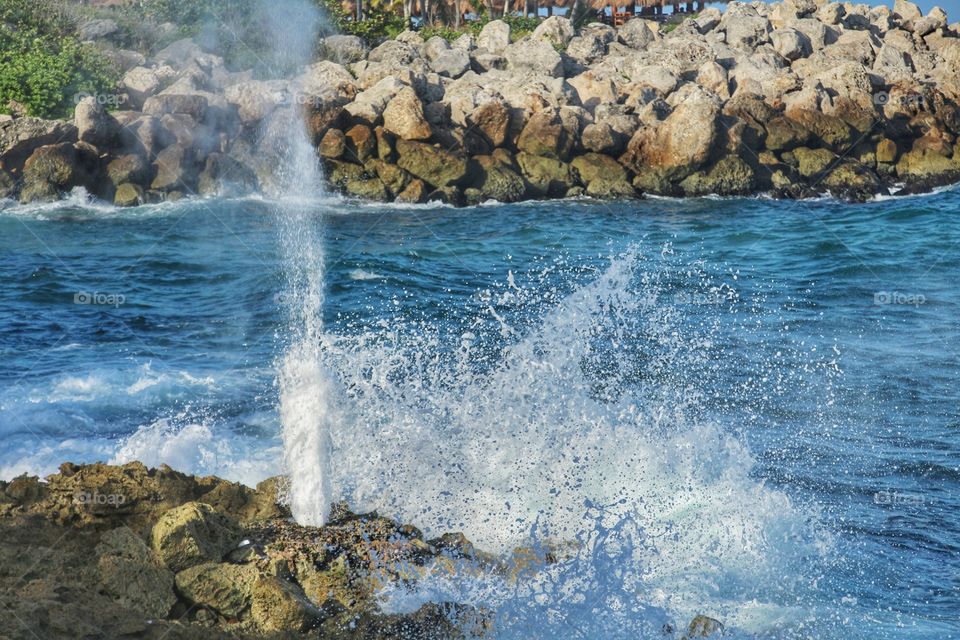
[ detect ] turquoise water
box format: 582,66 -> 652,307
1,191 -> 958,638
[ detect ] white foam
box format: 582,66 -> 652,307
272,248 -> 831,634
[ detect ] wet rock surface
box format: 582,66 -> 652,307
0,462 -> 724,639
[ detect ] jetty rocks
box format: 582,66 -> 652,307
4,1 -> 960,206
0,462 -> 724,639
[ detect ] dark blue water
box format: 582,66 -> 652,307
1,191 -> 958,638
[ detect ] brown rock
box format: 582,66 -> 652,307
382,87 -> 432,141
319,128 -> 346,159
345,124 -> 376,163
396,178 -> 429,203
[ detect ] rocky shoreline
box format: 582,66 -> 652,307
2,0 -> 960,206
0,462 -> 723,639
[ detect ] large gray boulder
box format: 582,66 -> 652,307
532,16 -> 574,48
617,19 -> 659,49
319,35 -> 368,64
122,67 -> 163,109
772,28 -> 811,61
224,80 -> 288,124
504,37 -> 564,78
75,97 -> 120,148
0,118 -> 78,173
430,48 -> 471,78
478,20 -> 511,54
722,5 -> 772,50
344,76 -> 406,125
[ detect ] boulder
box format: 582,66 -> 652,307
344,76 -> 406,125
467,99 -> 511,148
816,2 -> 846,26
95,526 -> 176,619
369,39 -> 420,66
150,502 -> 240,573
223,80 -> 288,124
430,48 -> 471,78
0,117 -> 78,174
771,28 -> 811,61
620,89 -> 720,181
345,124 -> 376,163
618,19 -> 659,50
471,153 -> 527,202
532,16 -> 574,48
319,35 -> 369,64
516,151 -> 577,197
175,562 -> 259,619
396,140 -> 468,187
685,615 -> 725,639
722,5 -> 772,50
678,155 -> 756,196
114,183 -> 144,206
78,18 -> 118,41
143,94 -> 208,121
571,153 -> 635,198
320,128 -> 346,159
122,67 -> 163,109
197,153 -> 259,197
106,154 -> 151,186
516,110 -> 574,160
20,143 -> 98,203
581,122 -> 628,155
505,37 -> 564,78
294,61 -> 358,103
75,97 -> 120,148
478,20 -> 511,54
893,0 -> 923,27
251,577 -> 326,632
382,87 -> 432,141
396,178 -> 429,203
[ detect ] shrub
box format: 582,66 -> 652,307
0,10 -> 117,119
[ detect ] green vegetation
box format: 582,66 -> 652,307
662,11 -> 699,33
0,1 -> 116,119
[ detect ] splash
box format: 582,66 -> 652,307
292,248 -> 834,635
263,0 -> 338,526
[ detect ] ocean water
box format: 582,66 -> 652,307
0,189 -> 958,638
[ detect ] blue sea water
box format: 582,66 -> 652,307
0,190 -> 958,638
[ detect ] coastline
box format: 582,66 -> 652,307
2,0 -> 960,207
0,461 -> 722,639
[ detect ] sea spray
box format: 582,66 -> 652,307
260,0 -> 338,526
310,248 -> 833,634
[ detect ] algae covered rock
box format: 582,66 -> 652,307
571,153 -> 636,198
679,155 -> 756,196
151,502 -> 241,572
95,526 -> 176,619
251,576 -> 327,632
175,561 -> 259,619
472,153 -> 528,202
114,182 -> 144,206
396,139 -> 468,187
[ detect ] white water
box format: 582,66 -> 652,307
273,248 -> 832,635
262,0 -> 338,527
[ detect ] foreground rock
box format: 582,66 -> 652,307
4,1 -> 960,206
0,462 -> 724,639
